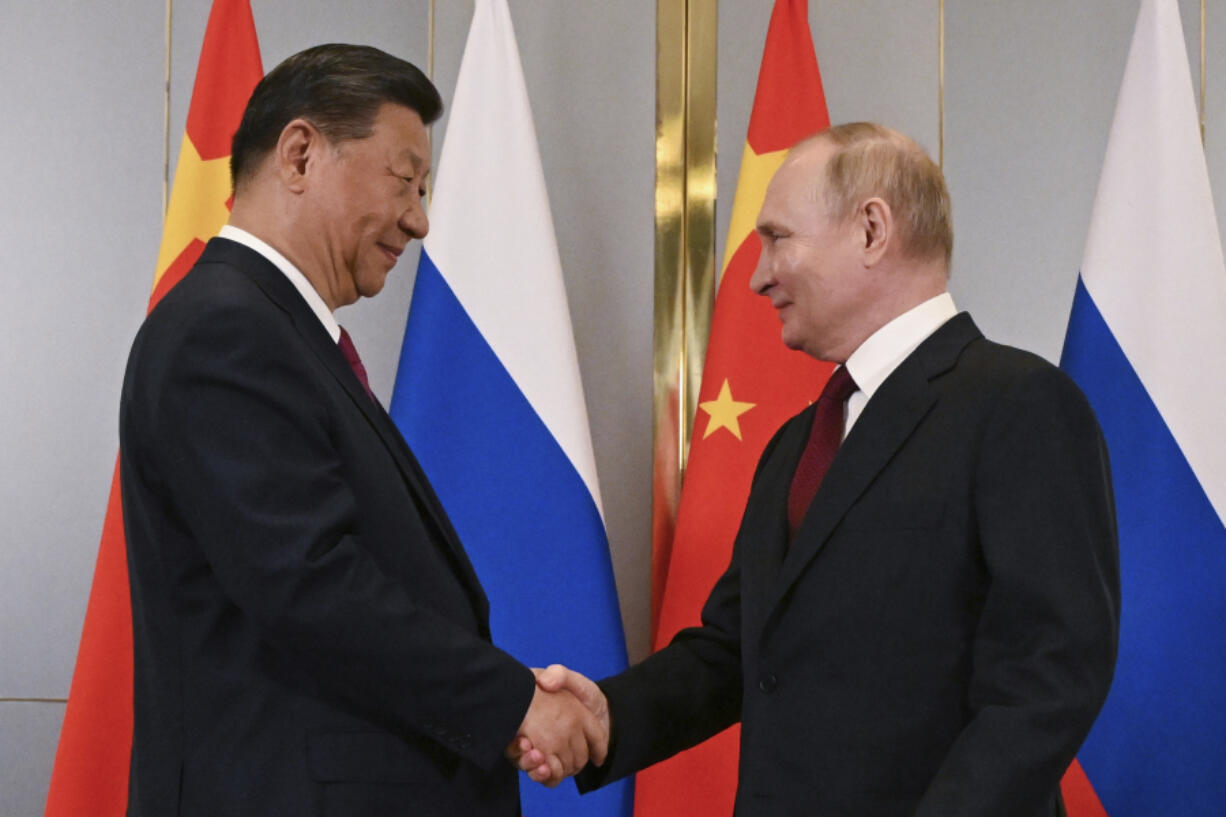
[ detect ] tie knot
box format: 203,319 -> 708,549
821,365 -> 858,404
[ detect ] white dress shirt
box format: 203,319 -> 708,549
841,292 -> 958,438
218,224 -> 341,342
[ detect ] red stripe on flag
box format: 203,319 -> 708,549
634,726 -> 741,816
746,0 -> 830,155
45,5 -> 261,815
1062,759 -> 1110,817
186,0 -> 262,160
44,461 -> 132,817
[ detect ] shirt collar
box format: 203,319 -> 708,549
844,292 -> 958,403
218,224 -> 341,342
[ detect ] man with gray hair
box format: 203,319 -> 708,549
521,123 -> 1120,817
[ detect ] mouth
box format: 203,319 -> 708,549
377,242 -> 404,265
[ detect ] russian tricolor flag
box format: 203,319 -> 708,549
388,2 -> 631,815
1059,0 -> 1226,814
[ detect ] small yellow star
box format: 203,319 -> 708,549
699,379 -> 756,440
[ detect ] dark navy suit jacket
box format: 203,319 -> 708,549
581,313 -> 1120,817
120,237 -> 534,816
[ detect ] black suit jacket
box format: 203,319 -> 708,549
120,238 -> 535,817
581,313 -> 1119,817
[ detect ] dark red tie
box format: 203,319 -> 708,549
787,366 -> 858,536
337,327 -> 375,402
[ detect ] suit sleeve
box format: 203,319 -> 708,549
577,421 -> 798,790
915,365 -> 1120,816
575,544 -> 743,790
131,301 -> 535,770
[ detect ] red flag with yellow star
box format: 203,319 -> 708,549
44,4 -> 261,814
634,2 -> 830,815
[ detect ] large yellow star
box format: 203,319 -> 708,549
699,379 -> 756,440
153,134 -> 233,288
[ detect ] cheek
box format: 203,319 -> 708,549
781,260 -> 819,303
349,213 -> 383,248
773,252 -> 804,290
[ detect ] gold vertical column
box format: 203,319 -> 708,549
938,0 -> 945,168
652,0 -> 716,626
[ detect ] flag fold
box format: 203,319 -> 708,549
1059,0 -> 1226,814
389,2 -> 630,815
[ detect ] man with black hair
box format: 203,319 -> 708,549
121,44 -> 601,816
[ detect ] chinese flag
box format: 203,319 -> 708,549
44,3 -> 262,814
634,2 -> 830,815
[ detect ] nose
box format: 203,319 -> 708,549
400,200 -> 428,239
749,241 -> 773,296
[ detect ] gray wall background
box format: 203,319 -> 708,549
0,0 -> 1217,813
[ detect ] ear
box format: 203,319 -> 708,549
859,197 -> 892,266
274,118 -> 323,193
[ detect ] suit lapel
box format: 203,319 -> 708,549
764,313 -> 982,628
738,412 -> 812,642
201,238 -> 491,621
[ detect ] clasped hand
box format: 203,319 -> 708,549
505,664 -> 609,787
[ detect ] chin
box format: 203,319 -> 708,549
779,326 -> 806,352
357,274 -> 389,300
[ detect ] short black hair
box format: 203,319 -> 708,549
230,43 -> 443,187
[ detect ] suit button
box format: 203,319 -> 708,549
758,672 -> 777,693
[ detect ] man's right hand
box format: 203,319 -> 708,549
510,664 -> 610,786
507,668 -> 608,787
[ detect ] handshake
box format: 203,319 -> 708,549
505,664 -> 608,788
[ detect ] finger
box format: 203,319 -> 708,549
518,747 -> 546,773
528,761 -> 553,783
565,672 -> 605,715
554,742 -> 578,778
571,703 -> 608,766
545,667 -> 605,721
566,719 -> 590,775
586,715 -> 609,767
535,663 -> 568,692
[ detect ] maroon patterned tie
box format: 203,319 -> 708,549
787,366 -> 858,536
337,327 -> 375,402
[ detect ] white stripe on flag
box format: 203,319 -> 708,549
422,0 -> 603,513
1079,0 -> 1226,523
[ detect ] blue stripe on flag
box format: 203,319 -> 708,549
391,251 -> 632,817
1060,276 -> 1226,816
